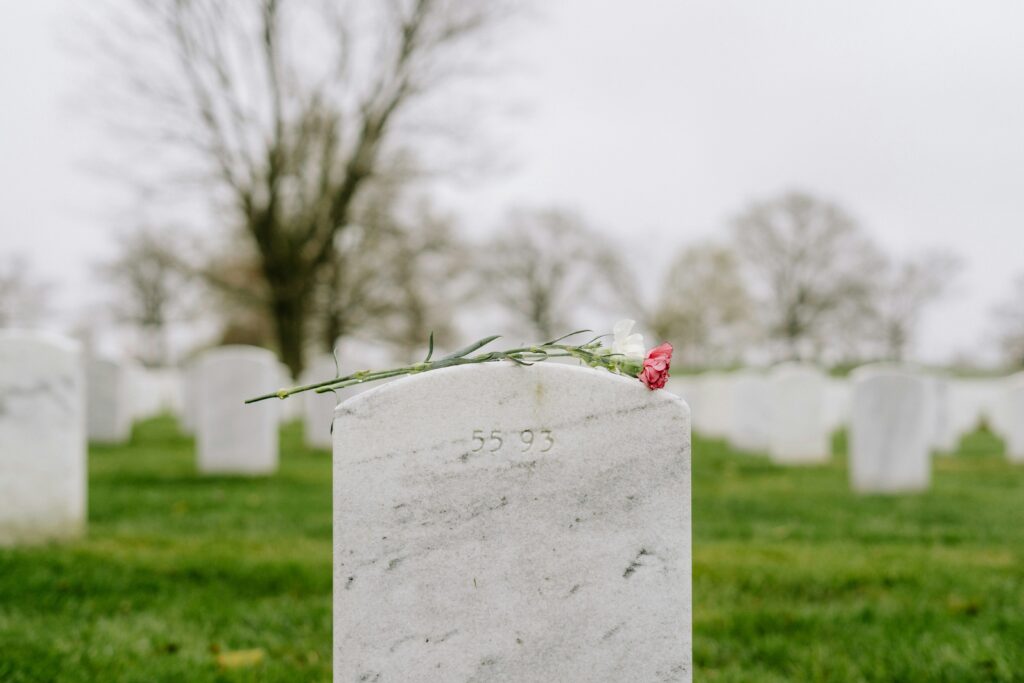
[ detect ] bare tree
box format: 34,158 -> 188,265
649,242 -> 753,367
871,251 -> 962,361
91,0 -> 512,375
317,187 -> 473,357
204,185 -> 473,358
732,191 -> 884,362
480,208 -> 638,340
97,227 -> 198,366
0,255 -> 51,328
993,274 -> 1024,368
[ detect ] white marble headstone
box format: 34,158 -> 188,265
666,375 -> 702,425
195,345 -> 279,475
301,354 -> 340,450
333,363 -> 692,682
276,361 -> 303,424
128,365 -> 163,421
768,362 -> 829,464
0,331 -> 87,545
86,355 -> 133,444
127,365 -> 182,421
951,378 -> 999,437
727,370 -> 771,453
694,371 -> 732,438
850,370 -> 932,493
928,375 -> 959,454
303,339 -> 406,450
994,373 -> 1024,462
823,377 -> 851,433
852,364 -> 963,455
180,357 -> 201,435
153,367 -> 184,417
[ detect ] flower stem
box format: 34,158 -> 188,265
244,335 -> 635,404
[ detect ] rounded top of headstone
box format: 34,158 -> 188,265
731,368 -> 769,385
850,362 -> 927,384
85,357 -> 124,382
853,369 -> 928,395
332,336 -> 404,371
1001,371 -> 1024,390
334,362 -> 689,421
700,370 -> 726,379
849,361 -> 949,382
86,353 -> 122,368
300,354 -> 338,384
769,361 -> 824,378
196,344 -> 278,364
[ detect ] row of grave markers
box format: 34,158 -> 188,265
0,334 -> 393,544
4,332 -> 1024,546
671,364 -> 1024,483
0,332 -> 694,678
4,331 -> 1024,680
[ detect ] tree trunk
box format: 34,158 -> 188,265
321,255 -> 345,353
271,288 -> 307,380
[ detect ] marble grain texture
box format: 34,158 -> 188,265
333,363 -> 692,682
0,331 -> 86,545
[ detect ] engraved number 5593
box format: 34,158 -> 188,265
470,429 -> 552,453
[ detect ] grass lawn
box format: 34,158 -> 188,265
1,418 -> 1022,681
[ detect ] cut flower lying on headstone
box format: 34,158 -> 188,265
245,320 -> 673,404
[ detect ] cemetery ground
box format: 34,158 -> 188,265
1,421 -> 1022,682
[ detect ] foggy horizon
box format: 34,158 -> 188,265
4,0 -> 1024,365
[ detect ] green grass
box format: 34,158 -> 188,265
0,418 -> 332,682
1,419 -> 1022,681
693,429 -> 1024,682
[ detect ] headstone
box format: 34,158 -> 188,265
767,363 -> 829,464
85,355 -> 133,444
694,371 -> 732,439
823,377 -> 851,433
928,376 -> 960,454
301,354 -> 340,450
127,366 -> 183,421
853,364 -> 962,455
195,345 -> 279,475
850,370 -> 931,493
666,376 -> 701,425
333,363 -> 692,681
994,373 -> 1024,462
303,339 -> 406,450
128,365 -> 163,421
180,357 -> 202,435
951,378 -> 1000,436
727,370 -> 771,453
0,331 -> 87,545
276,362 -> 303,424
151,367 -> 184,418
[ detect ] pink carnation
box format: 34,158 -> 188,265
638,342 -> 673,390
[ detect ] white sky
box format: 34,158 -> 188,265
3,0 -> 1023,363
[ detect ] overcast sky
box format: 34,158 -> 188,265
3,1 -> 1023,362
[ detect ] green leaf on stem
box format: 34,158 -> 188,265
542,329 -> 591,346
424,332 -> 435,363
441,335 -> 500,360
